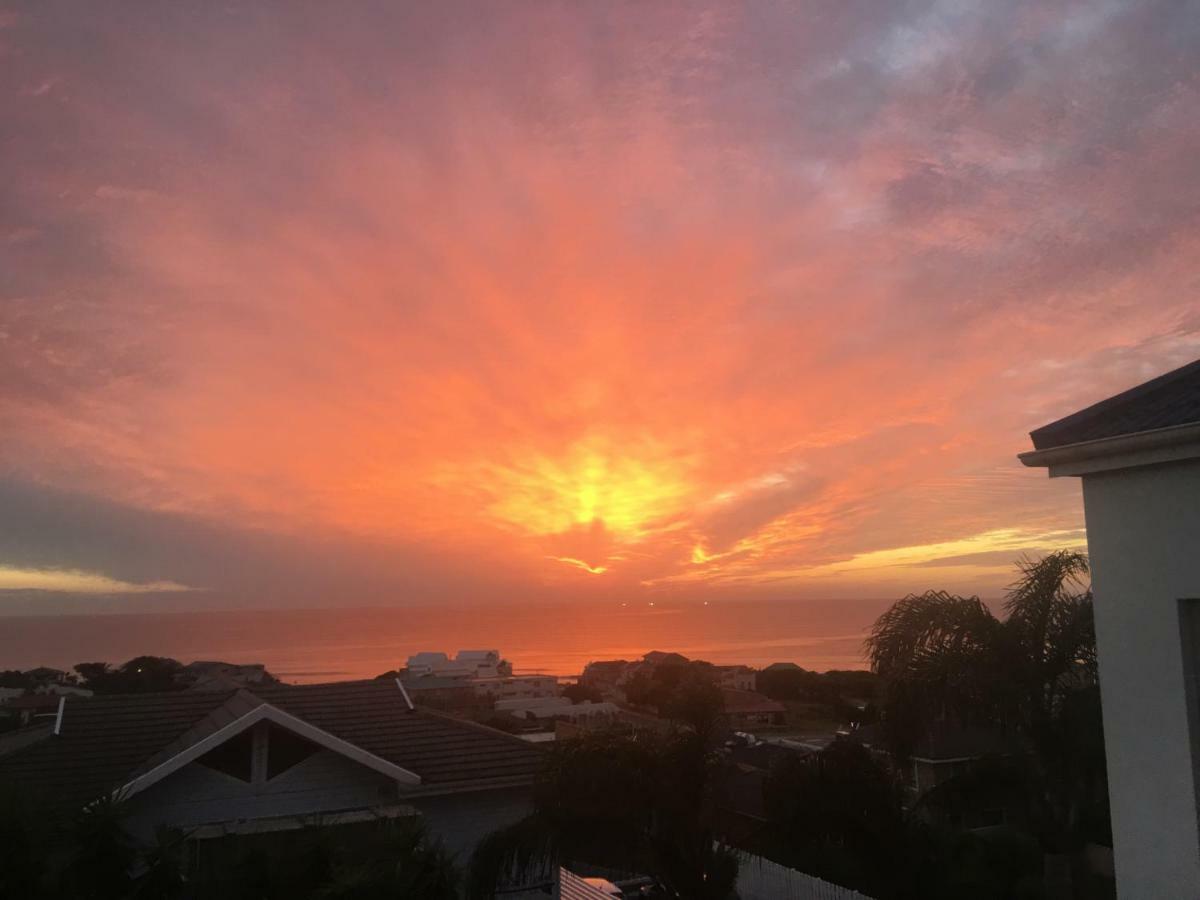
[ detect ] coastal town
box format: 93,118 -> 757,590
0,581 -> 1111,900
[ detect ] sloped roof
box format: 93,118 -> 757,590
0,680 -> 543,815
1030,358 -> 1200,450
720,689 -> 786,715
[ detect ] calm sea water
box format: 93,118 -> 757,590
0,598 -> 887,683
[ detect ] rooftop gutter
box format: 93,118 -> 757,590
1019,421 -> 1200,477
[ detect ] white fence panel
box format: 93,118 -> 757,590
734,851 -> 875,900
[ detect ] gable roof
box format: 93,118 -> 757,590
1029,358 -> 1200,450
118,689 -> 422,800
0,680 -> 543,815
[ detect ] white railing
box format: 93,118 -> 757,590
734,851 -> 875,900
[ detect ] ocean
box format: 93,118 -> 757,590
0,597 -> 888,683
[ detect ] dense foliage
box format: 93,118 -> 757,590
74,657 -> 188,695
865,551 -> 1108,851
0,787 -> 459,900
622,659 -> 724,738
469,728 -> 738,899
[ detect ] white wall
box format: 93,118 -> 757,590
1081,457 -> 1200,897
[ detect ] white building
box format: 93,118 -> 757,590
1021,358 -> 1200,898
472,674 -> 559,701
716,665 -> 757,692
405,649 -> 512,679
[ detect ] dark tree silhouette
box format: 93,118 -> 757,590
469,729 -> 738,899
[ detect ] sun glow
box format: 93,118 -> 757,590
474,439 -> 693,540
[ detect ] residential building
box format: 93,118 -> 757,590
1,692 -> 62,727
579,659 -> 629,695
472,674 -> 558,701
720,688 -> 786,729
24,666 -> 71,685
498,696 -> 621,725
762,662 -> 802,673
1020,357 -> 1200,897
0,679 -> 544,869
0,687 -> 24,704
182,660 -> 276,691
715,665 -> 757,692
642,651 -> 689,666
33,683 -> 94,698
406,649 -> 512,679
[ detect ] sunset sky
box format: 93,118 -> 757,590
2,1 -> 1199,615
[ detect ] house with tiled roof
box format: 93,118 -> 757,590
719,688 -> 786,729
1021,357 -> 1200,897
0,679 -> 544,865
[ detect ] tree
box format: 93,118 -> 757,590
468,729 -> 738,899
57,794 -> 138,900
74,657 -> 186,694
623,660 -> 723,738
865,551 -> 1106,853
865,551 -> 1094,756
764,742 -> 909,896
560,682 -> 602,704
312,820 -> 459,900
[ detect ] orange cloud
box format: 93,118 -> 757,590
2,2 -> 1199,608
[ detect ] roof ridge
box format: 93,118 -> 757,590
125,688 -> 266,782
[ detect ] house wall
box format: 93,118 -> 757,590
123,748 -> 399,839
125,749 -> 532,864
1080,457 -> 1200,897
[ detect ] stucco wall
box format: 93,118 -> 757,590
1081,457 -> 1200,897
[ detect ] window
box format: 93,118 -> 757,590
1179,598 -> 1200,831
266,723 -> 318,780
196,729 -> 253,782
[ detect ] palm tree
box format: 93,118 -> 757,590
865,551 -> 1104,853
866,551 -> 1093,756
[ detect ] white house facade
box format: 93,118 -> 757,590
1021,358 -> 1200,898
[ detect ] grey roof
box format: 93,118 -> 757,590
0,680 -> 543,815
1030,358 -> 1200,450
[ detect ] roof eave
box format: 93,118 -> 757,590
1019,420 -> 1200,477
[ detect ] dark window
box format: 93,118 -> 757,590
196,729 -> 253,782
1179,599 -> 1200,833
266,723 -> 318,780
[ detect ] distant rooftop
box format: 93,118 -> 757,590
1029,358 -> 1200,450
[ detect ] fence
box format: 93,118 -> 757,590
734,851 -> 875,900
